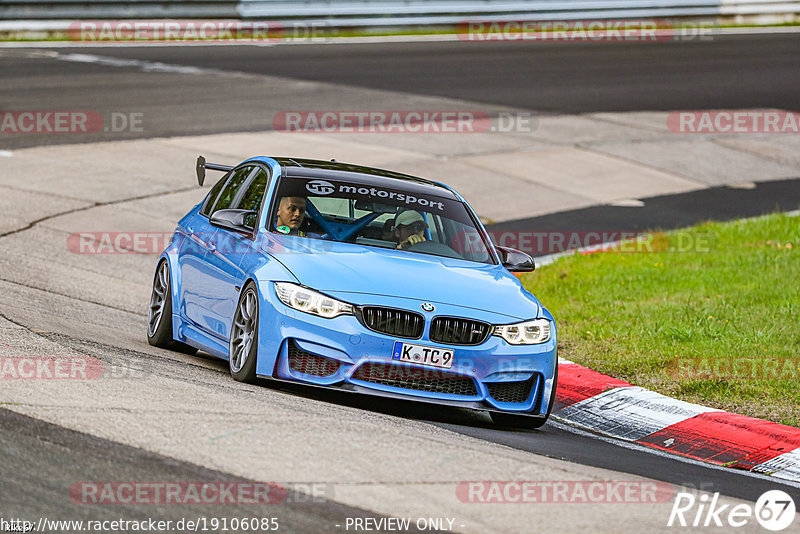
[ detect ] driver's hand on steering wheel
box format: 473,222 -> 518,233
398,234 -> 426,250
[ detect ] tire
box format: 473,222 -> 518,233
229,282 -> 259,383
490,363 -> 559,429
147,260 -> 198,355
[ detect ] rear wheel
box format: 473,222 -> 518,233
147,260 -> 197,355
229,282 -> 259,383
490,364 -> 558,429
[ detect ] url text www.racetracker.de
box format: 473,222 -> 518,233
0,516 -> 460,533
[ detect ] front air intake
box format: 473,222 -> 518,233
486,377 -> 536,404
353,362 -> 478,397
287,340 -> 341,377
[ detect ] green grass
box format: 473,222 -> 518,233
520,212 -> 800,427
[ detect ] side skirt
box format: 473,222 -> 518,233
175,315 -> 229,359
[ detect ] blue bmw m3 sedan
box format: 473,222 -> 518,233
147,156 -> 557,428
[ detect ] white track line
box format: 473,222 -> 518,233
23,50 -> 260,79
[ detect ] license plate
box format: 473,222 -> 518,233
392,341 -> 454,369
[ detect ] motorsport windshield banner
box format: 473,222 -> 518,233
274,177 -> 468,220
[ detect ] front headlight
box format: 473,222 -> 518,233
274,282 -> 354,319
493,318 -> 551,345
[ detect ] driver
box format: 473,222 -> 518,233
275,196 -> 307,236
394,210 -> 428,250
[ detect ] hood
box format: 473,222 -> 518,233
262,235 -> 541,321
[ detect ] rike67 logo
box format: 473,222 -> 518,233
669,490 -> 796,531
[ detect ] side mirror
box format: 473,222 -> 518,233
210,209 -> 257,236
496,245 -> 535,272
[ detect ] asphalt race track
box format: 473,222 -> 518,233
487,177 -> 800,251
39,34 -> 800,112
1,33 -> 799,149
1,407 -> 399,531
2,36 -> 800,533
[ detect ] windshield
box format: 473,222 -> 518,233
269,176 -> 495,265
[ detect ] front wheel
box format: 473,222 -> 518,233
147,260 -> 197,354
229,282 -> 259,383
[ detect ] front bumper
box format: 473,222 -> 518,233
255,284 -> 557,415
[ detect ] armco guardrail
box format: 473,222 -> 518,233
720,0 -> 800,16
0,0 -> 798,25
238,0 -> 800,26
238,0 -> 724,23
0,0 -> 239,19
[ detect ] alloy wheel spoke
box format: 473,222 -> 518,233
245,293 -> 255,318
148,263 -> 170,335
159,265 -> 168,288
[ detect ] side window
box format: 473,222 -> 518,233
235,168 -> 271,228
209,166 -> 253,216
200,173 -> 229,217
235,169 -> 270,212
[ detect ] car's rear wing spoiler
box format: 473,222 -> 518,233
196,155 -> 233,186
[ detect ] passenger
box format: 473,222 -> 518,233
275,196 -> 307,236
394,210 -> 428,250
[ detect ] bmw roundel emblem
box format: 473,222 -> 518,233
421,302 -> 435,312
